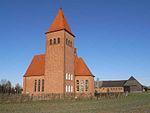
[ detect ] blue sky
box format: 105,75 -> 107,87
0,0 -> 150,86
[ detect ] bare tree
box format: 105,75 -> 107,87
6,81 -> 11,94
0,79 -> 22,94
0,79 -> 7,93
15,83 -> 22,94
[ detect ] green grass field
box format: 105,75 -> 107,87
0,92 -> 150,113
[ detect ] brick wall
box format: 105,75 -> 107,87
23,76 -> 45,95
75,76 -> 94,95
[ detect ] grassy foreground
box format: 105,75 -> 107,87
0,92 -> 150,113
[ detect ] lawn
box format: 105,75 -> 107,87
0,92 -> 150,113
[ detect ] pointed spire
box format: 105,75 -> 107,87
46,8 -> 74,36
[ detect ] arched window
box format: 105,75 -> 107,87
58,38 -> 60,44
50,39 -> 52,45
54,38 -> 56,44
66,39 -> 68,45
70,41 -> 72,47
68,40 -> 70,46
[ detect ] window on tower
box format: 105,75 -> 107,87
65,38 -> 73,47
58,38 -> 60,44
68,40 -> 70,46
50,39 -> 52,45
66,73 -> 68,80
70,74 -> 73,80
71,86 -> 73,92
70,41 -> 72,47
66,39 -> 68,45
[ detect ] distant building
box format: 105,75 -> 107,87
124,76 -> 143,93
95,80 -> 126,93
95,76 -> 143,93
23,8 -> 94,96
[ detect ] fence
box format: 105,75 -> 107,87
0,93 -> 94,103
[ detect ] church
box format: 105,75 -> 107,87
23,8 -> 94,96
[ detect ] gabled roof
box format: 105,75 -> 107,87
99,80 -> 127,87
124,76 -> 142,86
24,54 -> 45,77
46,8 -> 74,36
75,57 -> 94,77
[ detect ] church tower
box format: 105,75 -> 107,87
45,8 -> 75,94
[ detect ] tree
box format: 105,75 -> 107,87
0,84 -> 2,93
6,81 -> 11,94
0,79 -> 22,94
0,79 -> 7,93
15,83 -> 22,94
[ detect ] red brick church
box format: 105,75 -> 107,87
23,8 -> 94,96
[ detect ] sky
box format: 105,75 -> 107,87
0,0 -> 150,86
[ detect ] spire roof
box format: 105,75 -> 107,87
46,8 -> 74,36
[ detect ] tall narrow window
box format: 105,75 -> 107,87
68,85 -> 70,92
58,38 -> 60,44
71,86 -> 73,92
42,79 -> 44,92
50,39 -> 52,45
76,80 -> 79,91
68,74 -> 70,80
81,80 -> 84,93
70,41 -> 72,47
34,80 -> 37,92
68,40 -> 70,46
85,80 -> 88,91
66,73 -> 68,80
54,38 -> 56,44
66,85 -> 68,92
70,74 -> 73,80
38,80 -> 40,92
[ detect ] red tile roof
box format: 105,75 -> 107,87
46,8 -> 74,36
75,57 -> 94,77
24,55 -> 94,77
24,54 -> 45,77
